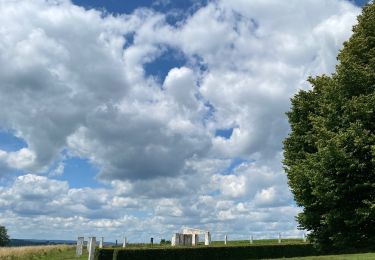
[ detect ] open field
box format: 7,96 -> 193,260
0,245 -> 87,260
1,242 -> 374,260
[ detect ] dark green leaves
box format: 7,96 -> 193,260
283,2 -> 375,251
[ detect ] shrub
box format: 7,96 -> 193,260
96,244 -> 318,260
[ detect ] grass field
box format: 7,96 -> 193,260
1,241 -> 374,259
0,245 -> 87,260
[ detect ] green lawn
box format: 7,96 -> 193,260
36,247 -> 87,260
1,246 -> 88,260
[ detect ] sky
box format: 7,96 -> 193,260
0,0 -> 368,242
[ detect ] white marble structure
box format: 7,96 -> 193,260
224,235 -> 227,245
76,237 -> 84,256
122,237 -> 127,248
303,233 -> 307,242
278,233 -> 281,244
88,237 -> 96,260
250,235 -> 253,244
171,233 -> 193,246
182,228 -> 211,246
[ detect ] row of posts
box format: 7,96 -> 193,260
223,233 -> 307,245
76,236 -> 128,260
77,233 -> 307,259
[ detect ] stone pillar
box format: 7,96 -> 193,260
88,237 -> 96,260
87,237 -> 91,253
303,233 -> 307,242
224,235 -> 227,245
99,237 -> 104,249
122,237 -> 127,248
192,234 -> 198,246
76,237 -> 84,257
250,235 -> 253,244
278,233 -> 281,244
204,231 -> 211,246
171,234 -> 177,246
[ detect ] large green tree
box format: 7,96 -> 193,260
284,2 -> 375,251
0,226 -> 10,247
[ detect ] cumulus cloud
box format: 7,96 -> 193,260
0,0 -> 362,240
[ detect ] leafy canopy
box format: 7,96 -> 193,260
283,2 -> 375,251
0,226 -> 10,247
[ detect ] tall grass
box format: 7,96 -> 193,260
0,244 -> 72,260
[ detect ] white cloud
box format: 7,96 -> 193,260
0,0 -> 361,240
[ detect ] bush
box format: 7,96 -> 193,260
94,248 -> 114,260
96,244 -> 318,260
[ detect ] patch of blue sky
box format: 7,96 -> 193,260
353,0 -> 371,6
53,157 -> 105,189
123,32 -> 135,49
0,130 -> 27,152
0,169 -> 24,185
72,0 -> 210,24
215,128 -> 233,139
144,46 -> 187,83
72,0 -> 154,15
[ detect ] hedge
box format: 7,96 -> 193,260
95,244 -> 318,260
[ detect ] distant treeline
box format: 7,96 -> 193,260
9,239 -> 75,247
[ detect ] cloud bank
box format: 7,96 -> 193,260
0,0 -> 360,241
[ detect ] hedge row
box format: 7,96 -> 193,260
95,244 -> 318,260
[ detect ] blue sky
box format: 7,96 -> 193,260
0,0 -> 367,242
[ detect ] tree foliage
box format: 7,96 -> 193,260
0,226 -> 10,247
283,2 -> 375,251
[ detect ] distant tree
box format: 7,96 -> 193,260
283,2 -> 375,251
0,226 -> 10,246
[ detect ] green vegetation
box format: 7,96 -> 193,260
0,226 -> 10,247
28,247 -> 87,260
0,245 -> 86,260
210,239 -> 306,246
96,243 -> 318,260
283,1 -> 375,251
3,242 -> 373,259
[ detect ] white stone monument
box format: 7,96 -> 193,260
122,236 -> 127,248
303,233 -> 307,242
204,231 -> 211,246
87,237 -> 91,253
171,233 -> 193,246
88,237 -> 96,260
250,235 -> 253,244
224,235 -> 227,245
76,236 -> 84,257
172,228 -> 211,246
278,233 -> 281,244
99,237 -> 104,248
